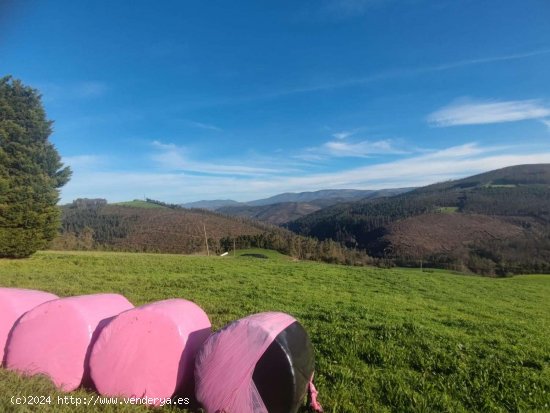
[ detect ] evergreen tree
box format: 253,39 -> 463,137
0,76 -> 71,257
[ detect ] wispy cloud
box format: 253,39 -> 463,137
60,142 -> 550,204
37,80 -> 109,102
323,139 -> 407,157
421,49 -> 550,73
62,154 -> 107,170
298,136 -> 412,160
252,49 -> 550,101
332,130 -> 355,140
187,120 -> 222,132
74,81 -> 108,98
151,49 -> 550,110
428,98 -> 550,127
541,119 -> 550,131
151,140 -> 280,176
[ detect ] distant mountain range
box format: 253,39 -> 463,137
181,199 -> 242,210
182,187 -> 413,224
245,188 -> 412,206
288,164 -> 550,275
56,164 -> 550,275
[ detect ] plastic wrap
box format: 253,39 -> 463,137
0,288 -> 58,364
253,320 -> 316,412
89,298 -> 211,404
195,312 -> 321,413
5,293 -> 133,391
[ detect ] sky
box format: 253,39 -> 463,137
1,0 -> 550,203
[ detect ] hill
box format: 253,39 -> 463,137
51,199 -> 370,266
1,251 -> 549,412
113,200 -> 169,209
288,164 -> 550,275
215,188 -> 413,224
52,199 -> 267,254
245,188 -> 412,206
217,202 -> 322,225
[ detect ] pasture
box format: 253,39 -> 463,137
0,250 -> 549,412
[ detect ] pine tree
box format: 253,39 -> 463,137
0,76 -> 71,258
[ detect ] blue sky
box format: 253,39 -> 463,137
2,0 -> 550,203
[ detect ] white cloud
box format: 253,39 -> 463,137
151,140 -> 178,151
151,140 -> 281,176
187,120 -> 222,132
237,144 -> 550,193
428,99 -> 550,127
420,142 -> 486,158
59,142 -> 550,204
332,130 -> 354,140
62,155 -> 106,170
541,119 -> 550,131
322,139 -> 407,157
36,81 -> 109,102
297,137 -> 412,160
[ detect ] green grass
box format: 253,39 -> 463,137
112,200 -> 168,208
435,206 -> 459,214
0,250 -> 549,412
234,248 -> 291,260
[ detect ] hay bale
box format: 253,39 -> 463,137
5,293 -> 133,391
195,312 -> 316,413
0,288 -> 58,365
90,298 -> 211,404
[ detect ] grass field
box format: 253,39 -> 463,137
0,250 -> 549,412
111,200 -> 168,209
435,206 -> 459,214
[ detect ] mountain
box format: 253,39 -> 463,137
245,188 -> 412,206
180,199 -> 243,210
288,164 -> 550,275
217,202 -> 322,225
180,188 -> 413,211
214,187 -> 413,224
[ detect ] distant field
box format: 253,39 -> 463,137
0,250 -> 549,412
435,206 -> 459,214
111,200 -> 168,209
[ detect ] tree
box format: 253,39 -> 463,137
0,76 -> 71,258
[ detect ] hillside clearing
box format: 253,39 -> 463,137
112,200 -> 169,209
0,250 -> 549,412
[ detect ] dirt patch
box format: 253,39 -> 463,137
383,213 -> 525,258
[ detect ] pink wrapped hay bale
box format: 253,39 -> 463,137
0,288 -> 58,365
195,312 -> 323,413
89,298 -> 211,404
5,293 -> 133,391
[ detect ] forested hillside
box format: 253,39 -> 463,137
216,188 -> 412,224
217,202 -> 322,225
51,199 -> 372,266
288,164 -> 550,275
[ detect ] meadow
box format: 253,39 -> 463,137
0,250 -> 549,412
